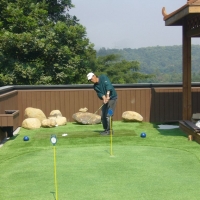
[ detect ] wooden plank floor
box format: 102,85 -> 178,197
179,121 -> 200,144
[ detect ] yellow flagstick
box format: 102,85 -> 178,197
53,146 -> 58,200
110,116 -> 113,156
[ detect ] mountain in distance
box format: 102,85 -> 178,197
97,45 -> 200,83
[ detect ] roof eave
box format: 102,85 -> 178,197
163,5 -> 200,26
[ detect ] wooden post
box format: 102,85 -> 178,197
182,24 -> 191,120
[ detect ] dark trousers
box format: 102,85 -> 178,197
101,99 -> 117,130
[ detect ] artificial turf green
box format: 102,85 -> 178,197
0,121 -> 200,200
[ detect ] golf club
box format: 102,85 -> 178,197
82,104 -> 104,124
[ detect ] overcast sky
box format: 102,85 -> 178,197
69,0 -> 200,50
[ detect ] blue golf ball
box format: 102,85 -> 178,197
140,132 -> 146,138
23,136 -> 29,141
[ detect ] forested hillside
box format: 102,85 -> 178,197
97,45 -> 200,83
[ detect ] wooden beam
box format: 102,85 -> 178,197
182,24 -> 192,120
165,7 -> 189,26
189,6 -> 200,13
165,6 -> 200,26
186,14 -> 200,37
186,26 -> 200,37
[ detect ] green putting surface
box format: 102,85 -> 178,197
0,122 -> 200,199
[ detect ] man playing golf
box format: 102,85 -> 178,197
87,72 -> 117,135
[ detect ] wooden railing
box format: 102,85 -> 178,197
0,83 -> 200,130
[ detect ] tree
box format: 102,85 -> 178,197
0,0 -> 96,85
92,54 -> 154,84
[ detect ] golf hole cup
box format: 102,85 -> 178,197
140,132 -> 146,138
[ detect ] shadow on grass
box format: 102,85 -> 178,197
9,133 -> 19,140
54,130 -> 137,139
152,122 -> 187,138
70,122 -> 102,126
0,133 -> 19,147
50,191 -> 56,200
33,131 -> 102,140
156,128 -> 187,138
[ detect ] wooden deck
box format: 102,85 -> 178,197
179,120 -> 200,144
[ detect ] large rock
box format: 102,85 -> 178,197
41,118 -> 57,128
79,107 -> 88,112
72,112 -> 101,125
24,107 -> 46,123
49,110 -> 62,118
48,110 -> 67,126
22,118 -> 41,129
48,116 -> 67,126
122,111 -> 143,122
56,117 -> 67,126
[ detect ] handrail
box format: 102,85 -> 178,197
1,83 -> 200,91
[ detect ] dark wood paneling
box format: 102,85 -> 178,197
192,88 -> 200,115
0,91 -> 18,113
149,87 -> 182,122
144,89 -> 151,122
1,116 -> 7,126
1,86 -> 200,128
17,89 -> 103,123
0,111 -> 19,128
13,112 -> 19,130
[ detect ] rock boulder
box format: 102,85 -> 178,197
72,112 -> 101,125
49,110 -> 62,118
24,107 -> 46,123
41,118 -> 57,128
22,118 -> 41,129
48,116 -> 67,126
79,107 -> 88,112
122,111 -> 143,122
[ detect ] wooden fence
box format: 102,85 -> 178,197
1,83 -> 200,130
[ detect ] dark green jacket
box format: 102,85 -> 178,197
93,75 -> 117,100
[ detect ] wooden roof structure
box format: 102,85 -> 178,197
162,0 -> 200,120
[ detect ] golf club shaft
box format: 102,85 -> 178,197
87,104 -> 104,123
94,104 -> 104,114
